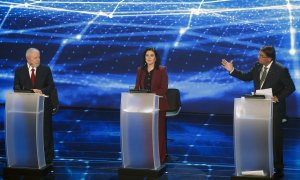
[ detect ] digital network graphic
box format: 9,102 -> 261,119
0,0 -> 299,115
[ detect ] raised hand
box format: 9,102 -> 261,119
221,59 -> 234,72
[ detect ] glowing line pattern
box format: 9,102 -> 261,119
0,0 -> 299,115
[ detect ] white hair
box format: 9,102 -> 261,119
26,48 -> 40,58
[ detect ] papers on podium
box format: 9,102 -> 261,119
40,94 -> 49,98
256,88 -> 273,99
241,170 -> 265,176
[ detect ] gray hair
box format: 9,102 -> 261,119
26,48 -> 40,58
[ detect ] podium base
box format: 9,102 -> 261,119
118,164 -> 166,178
3,164 -> 53,178
231,175 -> 273,180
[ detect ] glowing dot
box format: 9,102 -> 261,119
174,42 -> 179,47
290,27 -> 296,34
75,34 -> 82,40
289,49 -> 296,55
179,28 -> 188,35
191,8 -> 200,15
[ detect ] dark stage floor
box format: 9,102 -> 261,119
0,106 -> 300,179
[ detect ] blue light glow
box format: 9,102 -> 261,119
0,0 -> 299,116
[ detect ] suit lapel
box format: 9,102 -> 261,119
23,65 -> 33,89
254,64 -> 262,90
262,62 -> 275,89
140,70 -> 146,89
35,66 -> 41,88
151,69 -> 159,91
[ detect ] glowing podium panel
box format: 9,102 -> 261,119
5,92 -> 46,169
234,98 -> 273,178
120,92 -> 160,170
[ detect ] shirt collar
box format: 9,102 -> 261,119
264,61 -> 273,69
27,63 -> 39,70
27,63 -> 33,69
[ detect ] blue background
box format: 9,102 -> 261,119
0,0 -> 299,116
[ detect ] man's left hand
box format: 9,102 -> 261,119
272,96 -> 279,103
32,89 -> 42,94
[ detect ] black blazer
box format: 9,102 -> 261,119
14,64 -> 54,96
231,61 -> 295,117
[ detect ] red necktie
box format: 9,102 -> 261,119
31,68 -> 36,88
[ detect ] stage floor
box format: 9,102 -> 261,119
0,107 -> 300,179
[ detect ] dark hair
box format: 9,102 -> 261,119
260,46 -> 276,61
142,48 -> 161,70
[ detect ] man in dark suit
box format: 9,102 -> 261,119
221,46 -> 295,177
14,48 -> 55,164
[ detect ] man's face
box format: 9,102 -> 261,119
27,51 -> 40,68
258,51 -> 272,66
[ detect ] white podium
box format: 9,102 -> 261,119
5,92 -> 46,169
233,98 -> 274,179
120,92 -> 161,170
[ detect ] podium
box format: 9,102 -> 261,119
119,92 -> 165,177
232,98 -> 274,179
4,92 -> 52,177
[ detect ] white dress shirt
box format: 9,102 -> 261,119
27,63 -> 36,78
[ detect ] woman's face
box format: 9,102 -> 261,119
145,50 -> 156,66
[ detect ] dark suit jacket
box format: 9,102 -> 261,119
135,66 -> 169,111
231,61 -> 295,117
14,64 -> 55,110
